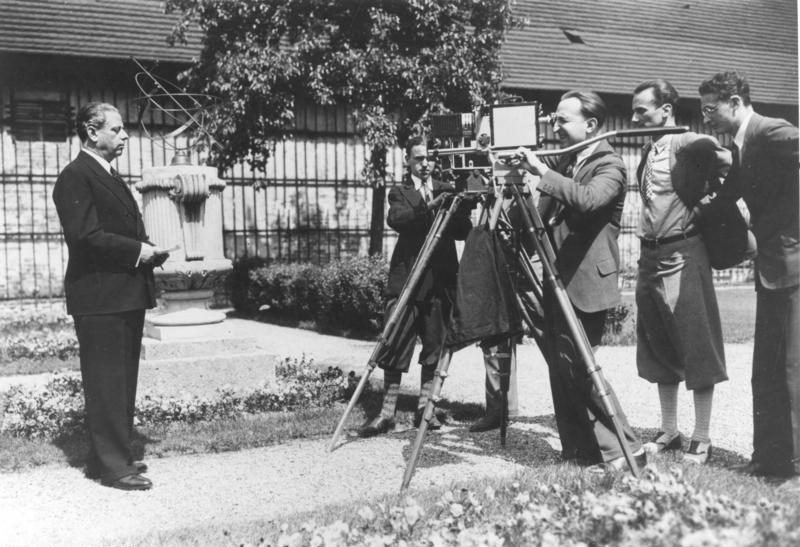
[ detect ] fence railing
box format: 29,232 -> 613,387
0,99 -> 753,302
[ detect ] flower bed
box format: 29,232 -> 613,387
271,468 -> 800,547
0,357 -> 353,439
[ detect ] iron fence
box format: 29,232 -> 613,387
0,97 -> 753,302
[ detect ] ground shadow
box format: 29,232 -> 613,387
51,429 -> 161,475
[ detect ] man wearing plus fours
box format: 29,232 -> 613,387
358,135 -> 472,437
631,79 -> 730,465
699,72 -> 800,479
53,102 -> 170,490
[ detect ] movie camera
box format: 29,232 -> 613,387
427,100 -> 552,192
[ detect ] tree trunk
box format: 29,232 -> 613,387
368,146 -> 388,256
368,184 -> 386,256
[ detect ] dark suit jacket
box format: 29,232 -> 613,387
53,150 -> 156,315
536,140 -> 626,313
636,131 -> 731,209
723,113 -> 799,289
386,175 -> 472,300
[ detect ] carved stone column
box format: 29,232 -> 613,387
137,152 -> 232,340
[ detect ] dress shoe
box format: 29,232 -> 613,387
357,416 -> 395,438
643,431 -> 682,455
414,409 -> 444,430
588,449 -> 647,475
134,461 -> 148,474
684,440 -> 712,464
469,415 -> 502,433
101,473 -> 153,491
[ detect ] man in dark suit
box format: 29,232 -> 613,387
631,79 -> 730,465
513,91 -> 644,472
53,102 -> 169,490
358,135 -> 472,437
699,71 -> 800,479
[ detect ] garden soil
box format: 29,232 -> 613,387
0,318 -> 755,547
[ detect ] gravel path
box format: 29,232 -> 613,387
0,319 -> 756,547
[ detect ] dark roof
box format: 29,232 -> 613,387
0,0 -> 199,63
0,0 -> 796,105
501,0 -> 798,105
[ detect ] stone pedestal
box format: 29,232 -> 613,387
137,154 -> 233,337
135,154 -> 271,387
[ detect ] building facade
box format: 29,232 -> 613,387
0,0 -> 796,300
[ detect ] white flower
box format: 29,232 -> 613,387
358,506 -> 376,522
449,503 -> 464,518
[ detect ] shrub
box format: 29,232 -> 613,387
237,255 -> 388,335
0,304 -> 72,335
316,255 -> 387,332
1,330 -> 79,361
0,356 -> 351,439
250,262 -> 322,319
228,255 -> 269,313
602,302 -> 636,346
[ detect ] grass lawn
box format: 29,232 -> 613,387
121,437 -> 800,547
621,284 -> 755,344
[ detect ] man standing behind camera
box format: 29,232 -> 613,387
53,102 -> 169,490
630,79 -> 730,465
514,90 -> 644,471
358,135 -> 472,437
699,71 -> 800,480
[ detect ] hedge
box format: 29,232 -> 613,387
229,255 -> 388,334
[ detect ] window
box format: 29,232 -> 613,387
7,93 -> 72,142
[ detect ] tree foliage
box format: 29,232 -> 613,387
166,0 -> 520,172
165,0 -> 522,252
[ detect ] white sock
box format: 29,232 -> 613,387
380,370 -> 402,419
692,387 -> 714,444
658,383 -> 679,435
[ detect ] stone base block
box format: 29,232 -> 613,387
144,321 -> 231,341
138,352 -> 277,399
141,336 -> 261,361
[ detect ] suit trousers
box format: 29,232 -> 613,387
74,309 -> 145,482
479,338 -> 519,418
751,285 -> 800,475
543,288 -> 641,463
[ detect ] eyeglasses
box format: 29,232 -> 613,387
701,103 -> 721,116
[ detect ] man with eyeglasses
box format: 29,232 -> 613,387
699,71 -> 799,480
512,90 -> 645,473
630,79 -> 731,465
357,135 -> 472,437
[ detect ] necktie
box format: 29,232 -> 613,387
110,167 -> 125,184
640,145 -> 656,205
420,183 -> 432,204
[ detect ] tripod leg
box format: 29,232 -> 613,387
400,348 -> 453,491
328,199 -> 462,451
506,182 -> 640,476
327,362 -> 377,452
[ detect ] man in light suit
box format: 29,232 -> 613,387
514,91 -> 644,471
631,79 -> 730,465
53,102 -> 169,490
357,135 -> 472,437
699,71 -> 800,479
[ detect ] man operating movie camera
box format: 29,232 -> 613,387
356,90 -> 654,475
